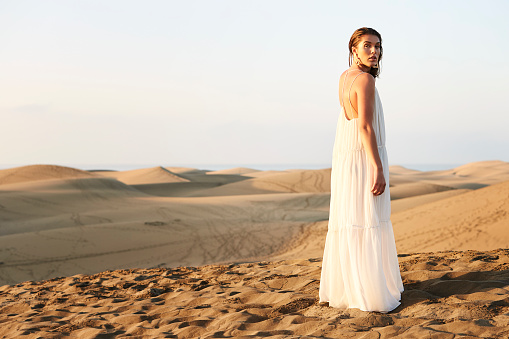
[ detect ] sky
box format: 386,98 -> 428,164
1,0 -> 508,170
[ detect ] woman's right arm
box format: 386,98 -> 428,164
355,74 -> 386,196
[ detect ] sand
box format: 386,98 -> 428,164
94,166 -> 189,185
0,161 -> 508,338
1,248 -> 508,338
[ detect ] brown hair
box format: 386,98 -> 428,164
348,27 -> 383,78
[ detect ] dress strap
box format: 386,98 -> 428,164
341,70 -> 363,108
340,70 -> 349,108
348,71 -> 365,116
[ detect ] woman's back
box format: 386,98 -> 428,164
338,69 -> 367,121
334,69 -> 386,153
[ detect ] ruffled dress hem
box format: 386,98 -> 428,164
319,220 -> 404,313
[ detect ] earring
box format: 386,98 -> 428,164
355,55 -> 361,66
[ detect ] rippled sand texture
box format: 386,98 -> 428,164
0,248 -> 508,338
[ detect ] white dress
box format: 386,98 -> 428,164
319,70 -> 404,313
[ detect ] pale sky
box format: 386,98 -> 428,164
1,0 -> 508,170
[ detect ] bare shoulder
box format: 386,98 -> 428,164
355,72 -> 375,89
339,69 -> 348,82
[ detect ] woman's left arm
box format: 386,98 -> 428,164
355,74 -> 386,196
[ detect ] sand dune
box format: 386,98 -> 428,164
389,182 -> 456,200
131,171 -> 253,197
96,166 -> 189,185
390,160 -> 509,190
208,167 -> 261,175
449,160 -> 509,178
392,179 -> 509,253
243,169 -> 288,178
391,189 -> 471,213
0,177 -> 144,235
0,165 -> 96,185
130,182 -> 221,197
0,248 -> 507,338
388,164 -> 421,175
173,172 -> 251,185
189,168 -> 331,197
164,167 -> 207,175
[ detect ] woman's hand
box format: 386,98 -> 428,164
371,166 -> 386,196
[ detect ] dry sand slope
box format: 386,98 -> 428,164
0,248 -> 508,338
392,179 -> 509,253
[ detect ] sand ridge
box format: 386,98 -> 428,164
389,160 -> 509,190
95,166 -> 189,185
207,167 -> 261,175
188,168 -> 332,197
0,165 -> 97,185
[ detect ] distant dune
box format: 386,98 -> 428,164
390,189 -> 471,213
189,168 -> 332,197
95,166 -> 189,185
389,182 -> 456,200
207,167 -> 261,175
0,164 -> 97,185
448,160 -> 509,178
388,165 -> 421,174
164,167 -> 207,175
390,160 -> 509,190
132,169 -> 253,197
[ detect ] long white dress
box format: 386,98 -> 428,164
319,70 -> 404,313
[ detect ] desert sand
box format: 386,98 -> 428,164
0,160 -> 508,338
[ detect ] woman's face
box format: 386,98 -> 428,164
354,34 -> 381,68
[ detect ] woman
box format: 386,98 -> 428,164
319,27 -> 404,313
